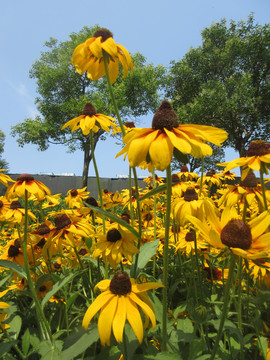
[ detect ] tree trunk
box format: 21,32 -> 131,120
81,129 -> 105,188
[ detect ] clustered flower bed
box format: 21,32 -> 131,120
1,27 -> 270,360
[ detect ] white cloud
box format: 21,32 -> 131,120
7,80 -> 31,98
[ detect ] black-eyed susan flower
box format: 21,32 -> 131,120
0,297 -> 10,332
4,199 -> 36,224
62,103 -> 117,136
220,140 -> 270,180
82,272 -> 163,345
6,174 -> 51,201
0,170 -> 14,187
72,28 -> 133,84
91,224 -> 139,269
188,203 -> 270,260
65,186 -> 89,208
116,100 -> 227,171
177,165 -> 199,182
0,196 -> 10,219
36,280 -> 53,298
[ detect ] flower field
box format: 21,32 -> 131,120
1,27 -> 270,360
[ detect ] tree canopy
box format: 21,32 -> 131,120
11,26 -> 166,186
166,15 -> 270,159
0,130 -> 8,170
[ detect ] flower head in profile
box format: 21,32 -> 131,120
65,187 -> 90,208
82,272 -> 163,345
6,174 -> 51,201
116,100 -> 227,171
62,103 -> 117,136
219,140 -> 270,180
72,28 -> 133,84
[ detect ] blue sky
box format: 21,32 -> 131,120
1,0 -> 270,178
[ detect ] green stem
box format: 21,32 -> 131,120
260,168 -> 268,211
152,167 -> 157,278
199,157 -> 204,197
22,191 -> 53,343
0,324 -> 27,359
209,254 -> 236,360
161,165 -> 172,351
89,131 -> 105,235
132,169 -> 142,277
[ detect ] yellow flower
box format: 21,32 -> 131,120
91,224 -> 139,269
0,300 -> 10,332
6,173 -> 51,201
65,187 -> 90,208
4,199 -> 36,224
187,202 -> 270,260
36,281 -> 53,298
219,140 -> 270,180
0,170 -> 14,187
72,28 -> 133,84
82,272 -> 163,345
116,100 -> 227,171
62,103 -> 117,136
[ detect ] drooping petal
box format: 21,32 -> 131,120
82,291 -> 114,330
112,295 -> 127,342
129,292 -> 156,327
126,296 -> 144,343
149,132 -> 174,171
98,295 -> 118,346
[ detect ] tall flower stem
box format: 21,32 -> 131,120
103,55 -> 142,277
151,167 -> 157,278
260,168 -> 268,211
89,130 -> 105,235
21,190 -> 53,343
161,165 -> 172,351
209,253 -> 236,360
199,157 -> 204,197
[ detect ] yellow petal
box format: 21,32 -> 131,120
112,295 -> 127,342
164,128 -> 192,154
101,37 -> 118,57
89,37 -> 103,58
126,296 -> 144,343
98,295 -> 118,346
132,282 -> 163,293
149,132 -> 174,171
128,130 -> 159,167
129,292 -> 156,327
82,291 -> 113,330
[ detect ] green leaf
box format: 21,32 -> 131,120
138,184 -> 167,201
66,292 -> 79,312
62,327 -> 99,360
258,336 -> 268,358
83,203 -> 139,238
0,260 -> 27,279
38,340 -> 63,360
41,271 -> 79,308
8,315 -> 22,340
21,328 -> 30,355
131,239 -> 159,277
176,317 -> 194,342
0,341 -> 16,357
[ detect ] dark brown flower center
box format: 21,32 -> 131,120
36,238 -> 46,248
125,121 -> 135,128
185,230 -> 195,242
109,272 -> 132,295
38,223 -> 50,235
204,267 -> 222,280
53,262 -> 61,270
246,140 -> 270,157
8,245 -> 20,258
172,174 -> 180,183
10,200 -> 23,209
107,229 -> 122,243
206,169 -> 216,177
85,196 -> 98,207
171,224 -> 181,233
152,100 -> 179,131
17,173 -> 34,182
239,172 -> 258,188
79,248 -> 87,256
183,188 -> 198,202
14,239 -> 21,248
144,213 -> 153,221
39,285 -> 47,292
0,200 -> 3,208
121,212 -> 131,224
181,165 -> 189,172
54,214 -> 71,230
82,103 -> 97,116
220,220 -> 252,250
70,189 -> 78,197
93,28 -> 113,42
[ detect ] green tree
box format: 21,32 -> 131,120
0,130 -> 9,170
11,26 -> 166,187
166,15 -> 270,160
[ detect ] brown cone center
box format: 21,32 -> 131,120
239,172 -> 258,188
246,140 -> 270,157
107,229 -> 122,243
17,173 -> 34,182
185,230 -> 195,242
10,201 -> 23,209
8,245 -> 20,258
82,103 -> 97,116
152,100 -> 179,131
109,272 -> 132,295
220,220 -> 252,250
93,28 -> 113,42
54,214 -> 71,230
38,223 -> 50,235
183,188 -> 198,202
